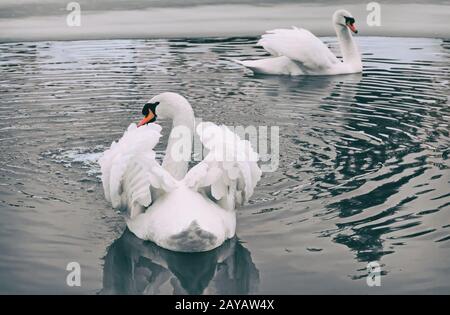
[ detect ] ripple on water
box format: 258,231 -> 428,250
0,36 -> 449,293
40,147 -> 104,178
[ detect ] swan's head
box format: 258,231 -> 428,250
137,92 -> 193,126
333,9 -> 358,34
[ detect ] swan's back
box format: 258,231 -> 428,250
258,27 -> 339,72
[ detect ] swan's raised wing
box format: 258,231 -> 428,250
258,27 -> 339,71
184,122 -> 262,211
99,123 -> 178,218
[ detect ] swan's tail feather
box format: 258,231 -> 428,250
232,59 -> 246,66
232,59 -> 257,70
233,58 -> 287,74
233,59 -> 264,73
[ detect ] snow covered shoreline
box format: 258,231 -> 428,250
0,3 -> 449,43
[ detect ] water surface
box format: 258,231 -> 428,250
0,36 -> 449,294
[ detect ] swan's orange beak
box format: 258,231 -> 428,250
137,111 -> 155,127
347,23 -> 358,34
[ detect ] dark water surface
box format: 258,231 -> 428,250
0,37 -> 449,294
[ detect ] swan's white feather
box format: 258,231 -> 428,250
258,27 -> 339,72
99,123 -> 178,218
235,56 -> 304,75
184,122 -> 262,211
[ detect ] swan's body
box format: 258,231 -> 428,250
236,10 -> 362,76
99,93 -> 261,252
127,186 -> 236,251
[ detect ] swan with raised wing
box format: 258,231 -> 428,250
99,93 -> 262,252
235,9 -> 362,75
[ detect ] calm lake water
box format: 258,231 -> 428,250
0,36 -> 449,294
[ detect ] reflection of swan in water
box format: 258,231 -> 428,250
100,230 -> 259,295
251,72 -> 363,95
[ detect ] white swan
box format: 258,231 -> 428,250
236,9 -> 362,76
99,93 -> 262,252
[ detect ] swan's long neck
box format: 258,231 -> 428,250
335,26 -> 361,71
162,106 -> 195,180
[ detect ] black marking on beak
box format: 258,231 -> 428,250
142,101 -> 159,123
344,16 -> 357,33
344,16 -> 355,25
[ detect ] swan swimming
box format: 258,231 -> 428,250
99,93 -> 262,252
235,9 -> 362,76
